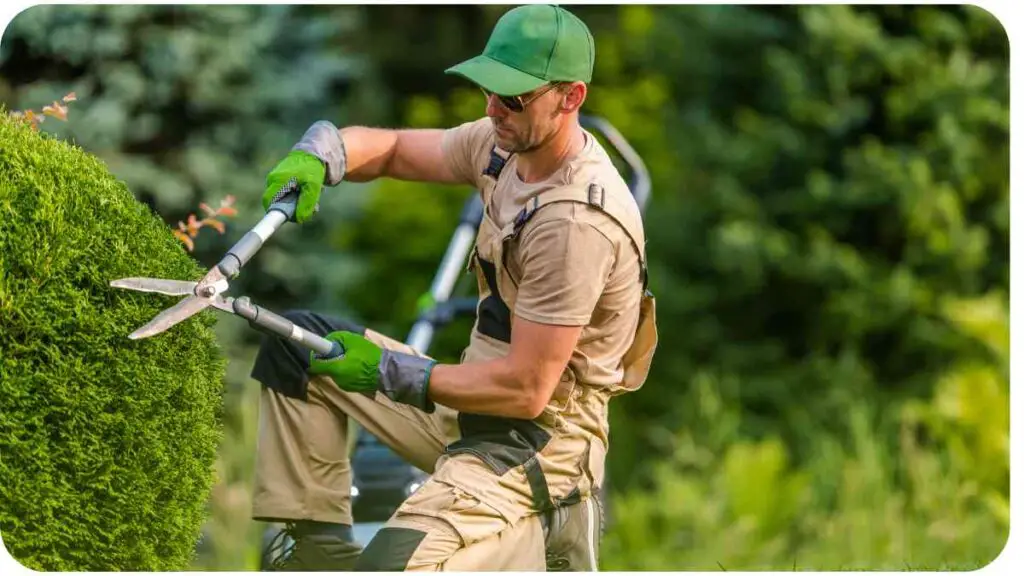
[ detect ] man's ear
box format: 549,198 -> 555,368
561,82 -> 587,112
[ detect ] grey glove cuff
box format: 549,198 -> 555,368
292,120 -> 347,186
378,349 -> 436,413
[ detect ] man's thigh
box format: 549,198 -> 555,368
251,308 -> 460,473
354,477 -> 547,571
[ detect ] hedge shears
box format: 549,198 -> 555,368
110,181 -> 343,359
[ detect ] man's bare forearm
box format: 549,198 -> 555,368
428,359 -> 545,420
426,317 -> 579,420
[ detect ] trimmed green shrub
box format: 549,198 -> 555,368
0,110 -> 227,570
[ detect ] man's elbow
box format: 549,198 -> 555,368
522,394 -> 549,420
510,371 -> 557,420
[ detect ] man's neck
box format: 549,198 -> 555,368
516,121 -> 585,183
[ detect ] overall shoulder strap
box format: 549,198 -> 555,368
503,183 -> 649,289
482,145 -> 513,179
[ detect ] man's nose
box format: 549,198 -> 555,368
484,93 -> 506,119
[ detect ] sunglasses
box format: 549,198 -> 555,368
480,83 -> 560,113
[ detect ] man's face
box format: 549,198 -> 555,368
483,83 -> 572,154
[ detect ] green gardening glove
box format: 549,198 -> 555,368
263,120 -> 348,224
308,331 -> 437,413
263,150 -> 326,224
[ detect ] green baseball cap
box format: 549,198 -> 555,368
445,4 -> 595,96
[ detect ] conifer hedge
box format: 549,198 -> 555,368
0,110 -> 227,570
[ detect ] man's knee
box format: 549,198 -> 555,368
250,309 -> 366,401
353,526 -> 430,571
354,515 -> 460,571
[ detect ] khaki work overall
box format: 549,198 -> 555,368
251,136 -> 658,571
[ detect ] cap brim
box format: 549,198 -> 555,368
445,55 -> 547,96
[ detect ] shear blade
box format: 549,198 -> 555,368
111,277 -> 199,297
128,294 -> 214,339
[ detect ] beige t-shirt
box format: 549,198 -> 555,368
441,117 -> 645,389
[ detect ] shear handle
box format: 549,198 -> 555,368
232,296 -> 343,359
216,181 -> 301,279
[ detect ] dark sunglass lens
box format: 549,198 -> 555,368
500,96 -> 523,112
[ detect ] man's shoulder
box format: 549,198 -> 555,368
442,117 -> 497,161
444,117 -> 496,149
441,117 -> 499,193
527,175 -> 644,242
516,186 -> 634,251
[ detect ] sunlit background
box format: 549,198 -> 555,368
0,4 -> 1009,571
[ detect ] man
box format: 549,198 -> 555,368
250,4 -> 658,571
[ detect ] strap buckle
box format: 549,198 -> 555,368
482,146 -> 510,178
587,183 -> 605,208
511,196 -> 540,238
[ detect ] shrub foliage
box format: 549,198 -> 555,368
0,110 -> 226,570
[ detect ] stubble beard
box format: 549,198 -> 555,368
495,116 -> 560,154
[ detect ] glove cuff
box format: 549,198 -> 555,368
378,349 -> 436,413
292,120 -> 347,186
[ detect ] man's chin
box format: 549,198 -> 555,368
494,134 -> 519,152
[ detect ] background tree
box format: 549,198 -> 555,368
0,4 -> 1008,570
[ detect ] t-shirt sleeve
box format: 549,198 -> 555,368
513,214 -> 616,326
441,117 -> 494,191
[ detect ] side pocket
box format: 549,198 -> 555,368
616,291 -> 658,395
543,366 -> 578,414
445,414 -> 552,476
396,479 -> 511,547
444,443 -> 513,476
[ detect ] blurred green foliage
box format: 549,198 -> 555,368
0,4 -> 370,316
0,3 -> 1008,570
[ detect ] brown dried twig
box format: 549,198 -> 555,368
12,92 -> 237,251
172,195 -> 239,252
10,92 -> 77,129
